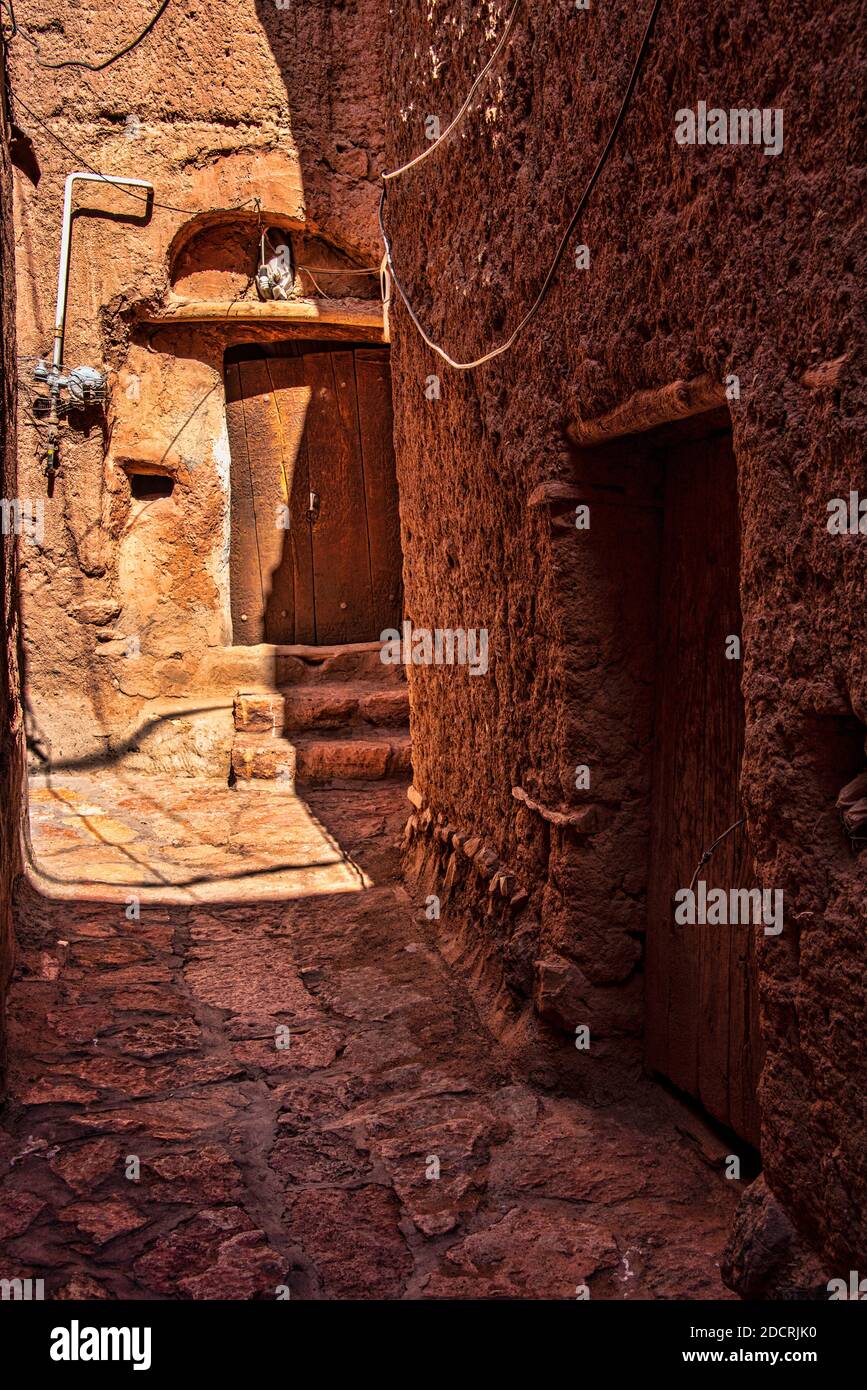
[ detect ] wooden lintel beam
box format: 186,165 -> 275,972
140,297 -> 385,336
801,355 -> 847,389
567,374 -> 728,448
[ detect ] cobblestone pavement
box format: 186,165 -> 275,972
0,774 -> 739,1299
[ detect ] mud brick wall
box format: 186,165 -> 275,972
0,37 -> 25,1088
7,0 -> 387,778
385,1 -> 866,1286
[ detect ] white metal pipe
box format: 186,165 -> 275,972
53,172 -> 154,370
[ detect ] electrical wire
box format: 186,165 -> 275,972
382,0 -> 523,182
12,96 -> 379,264
12,93 -> 259,217
13,100 -> 379,287
16,0 -> 171,72
12,64 -> 380,278
297,268 -> 337,300
379,0 -> 663,371
259,226 -> 375,294
688,818 -> 746,893
296,265 -> 378,275
261,227 -> 376,280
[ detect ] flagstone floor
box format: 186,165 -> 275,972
0,772 -> 739,1299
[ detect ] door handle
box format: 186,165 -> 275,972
307,490 -> 320,524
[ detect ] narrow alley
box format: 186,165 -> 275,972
0,0 -> 863,1338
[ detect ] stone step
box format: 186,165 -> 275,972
234,684 -> 409,734
181,641 -> 404,696
231,729 -> 412,785
270,643 -> 404,688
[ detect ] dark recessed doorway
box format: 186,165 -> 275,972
644,427 -> 762,1147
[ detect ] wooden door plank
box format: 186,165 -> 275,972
744,929 -> 763,1144
694,432 -> 761,1143
706,426 -> 762,1147
236,359 -> 296,644
226,344 -> 403,650
354,347 -> 403,633
302,349 -> 375,643
728,843 -> 762,1146
646,450 -> 700,1096
645,430 -> 761,1145
695,433 -> 734,1130
225,361 -> 265,646
263,356 -> 316,644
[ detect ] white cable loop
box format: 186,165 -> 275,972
379,0 -> 663,372
381,0 -> 523,183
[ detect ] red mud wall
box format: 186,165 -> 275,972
385,2 -> 865,1286
0,38 -> 24,1087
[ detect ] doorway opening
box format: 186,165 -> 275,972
223,340 -> 410,792
643,422 -> 763,1148
224,340 -> 403,646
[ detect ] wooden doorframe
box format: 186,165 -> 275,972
561,380 -> 762,1146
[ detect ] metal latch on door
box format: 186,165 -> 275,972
307,490 -> 321,524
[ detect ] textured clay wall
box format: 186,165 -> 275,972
0,38 -> 25,1087
385,1 -> 865,1287
8,0 -> 386,778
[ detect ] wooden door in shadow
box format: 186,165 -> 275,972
645,429 -> 762,1147
225,342 -> 402,644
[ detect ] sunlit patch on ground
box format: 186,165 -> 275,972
27,772 -> 372,903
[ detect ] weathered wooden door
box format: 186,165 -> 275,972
645,431 -> 762,1146
225,343 -> 402,644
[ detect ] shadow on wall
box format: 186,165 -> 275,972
253,0 -> 387,261
13,3 -> 391,792
25,702 -> 234,775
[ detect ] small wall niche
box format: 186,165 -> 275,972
128,471 -> 175,501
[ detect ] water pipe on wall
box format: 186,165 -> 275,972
41,172 -> 153,480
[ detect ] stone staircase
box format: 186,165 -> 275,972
230,644 -> 411,788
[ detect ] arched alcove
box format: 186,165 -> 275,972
168,212 -> 379,303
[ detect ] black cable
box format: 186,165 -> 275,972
688,818 -> 746,893
15,94 -> 380,298
26,0 -> 171,72
12,93 -> 258,217
380,0 -> 664,370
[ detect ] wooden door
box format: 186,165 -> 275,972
645,431 -> 762,1146
225,344 -> 402,645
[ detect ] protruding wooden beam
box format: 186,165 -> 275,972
801,355 -> 847,390
527,481 -> 582,509
512,784 -> 600,833
567,374 -> 727,448
526,478 -> 662,518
